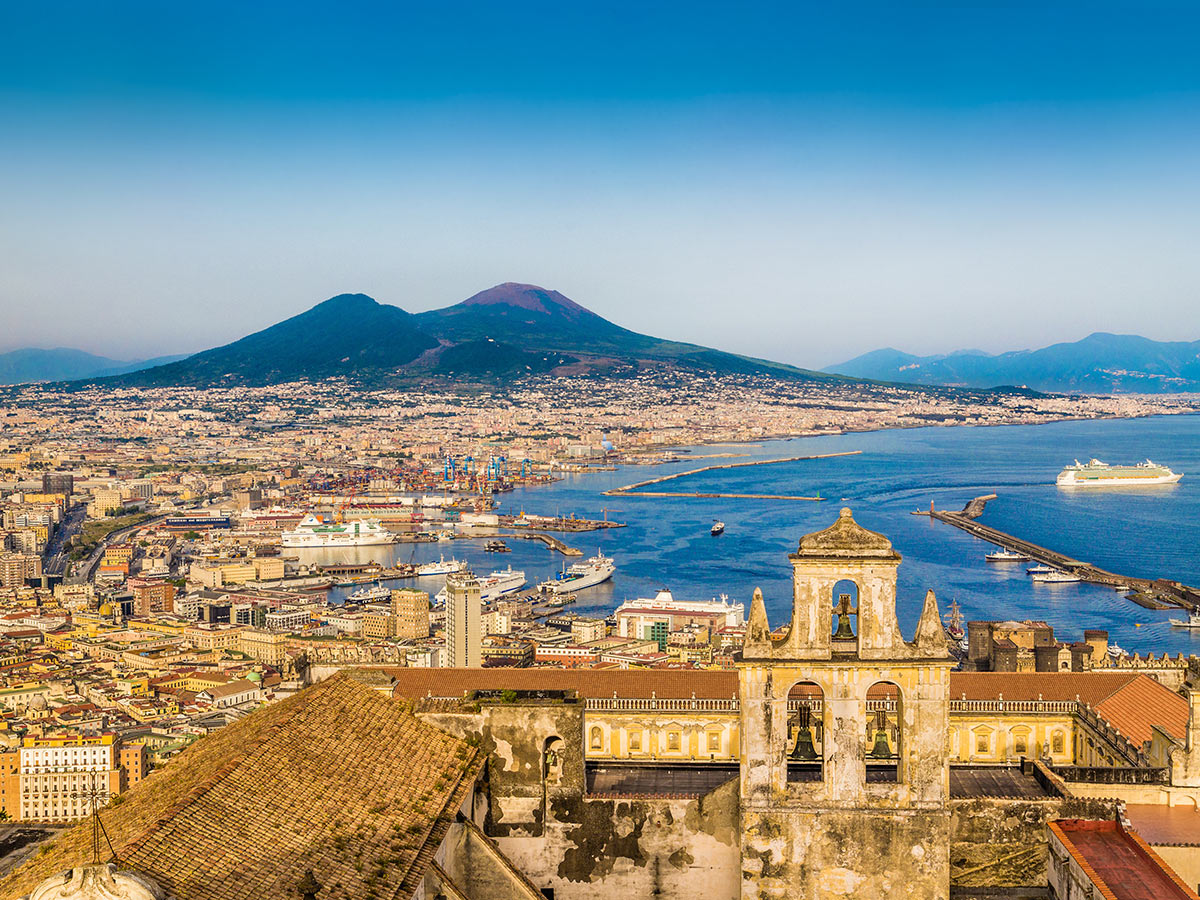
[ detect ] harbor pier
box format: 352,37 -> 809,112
605,450 -> 861,501
928,495 -> 1200,612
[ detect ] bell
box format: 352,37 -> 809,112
790,727 -> 819,760
868,727 -> 893,759
833,613 -> 856,640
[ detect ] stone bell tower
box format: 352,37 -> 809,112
737,508 -> 952,900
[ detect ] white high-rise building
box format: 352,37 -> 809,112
444,573 -> 481,667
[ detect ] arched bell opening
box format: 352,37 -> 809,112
786,681 -> 824,782
865,681 -> 901,783
831,579 -> 859,641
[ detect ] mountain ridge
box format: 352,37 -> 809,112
0,347 -> 188,385
107,283 -> 839,387
826,332 -> 1200,393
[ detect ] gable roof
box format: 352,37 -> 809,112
0,673 -> 483,900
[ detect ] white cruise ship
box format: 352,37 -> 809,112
537,551 -> 615,595
1057,458 -> 1182,488
436,566 -> 527,604
281,514 -> 395,548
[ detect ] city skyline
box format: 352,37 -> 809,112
4,2 -> 1200,366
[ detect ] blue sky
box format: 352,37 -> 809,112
2,2 -> 1199,365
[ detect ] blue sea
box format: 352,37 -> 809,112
313,414 -> 1200,656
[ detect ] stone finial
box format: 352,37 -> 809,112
796,507 -> 898,558
746,588 -> 771,645
913,589 -> 949,657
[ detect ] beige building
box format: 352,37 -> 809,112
444,573 -> 480,668
239,628 -> 289,667
391,588 -> 429,640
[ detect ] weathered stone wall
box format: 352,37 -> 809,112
496,779 -> 742,900
741,807 -> 951,900
417,699 -> 742,899
418,700 -> 585,837
949,796 -> 1117,890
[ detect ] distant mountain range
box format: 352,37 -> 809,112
0,347 -> 187,385
102,283 -> 834,387
826,333 -> 1200,394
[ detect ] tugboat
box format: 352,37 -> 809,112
711,520 -> 725,536
485,539 -> 510,553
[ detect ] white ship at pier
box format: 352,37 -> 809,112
281,513 -> 396,548
537,551 -> 615,595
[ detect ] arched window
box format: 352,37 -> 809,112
589,726 -> 603,752
831,580 -> 859,640
866,682 -> 901,782
543,736 -> 565,785
787,681 -> 824,782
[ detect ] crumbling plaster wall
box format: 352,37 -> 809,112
949,796 -> 1118,890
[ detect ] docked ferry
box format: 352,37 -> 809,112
281,514 -> 396,548
1056,458 -> 1182,487
416,555 -> 467,576
537,551 -> 616,595
435,566 -> 527,604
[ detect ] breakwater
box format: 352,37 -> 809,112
604,450 -> 862,501
929,495 -> 1200,612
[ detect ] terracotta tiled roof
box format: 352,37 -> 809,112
389,668 -> 1188,746
386,667 -> 741,700
0,673 -> 482,900
950,672 -> 1188,745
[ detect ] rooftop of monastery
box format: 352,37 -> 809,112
1050,819 -> 1200,900
2,674 -> 483,900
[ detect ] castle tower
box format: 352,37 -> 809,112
737,508 -> 952,900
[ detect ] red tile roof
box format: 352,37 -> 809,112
389,668 -> 1188,746
1051,819 -> 1200,900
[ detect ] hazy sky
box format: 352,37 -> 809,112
3,2 -> 1199,367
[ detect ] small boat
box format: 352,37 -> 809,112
485,539 -> 510,553
711,520 -> 725,536
1026,564 -> 1054,576
1031,570 -> 1081,584
1169,612 -> 1200,629
985,547 -> 1029,562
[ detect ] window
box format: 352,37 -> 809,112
666,731 -> 681,752
975,730 -> 991,754
628,730 -> 642,752
1011,729 -> 1030,756
589,726 -> 602,751
1052,731 -> 1065,755
707,731 -> 721,752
